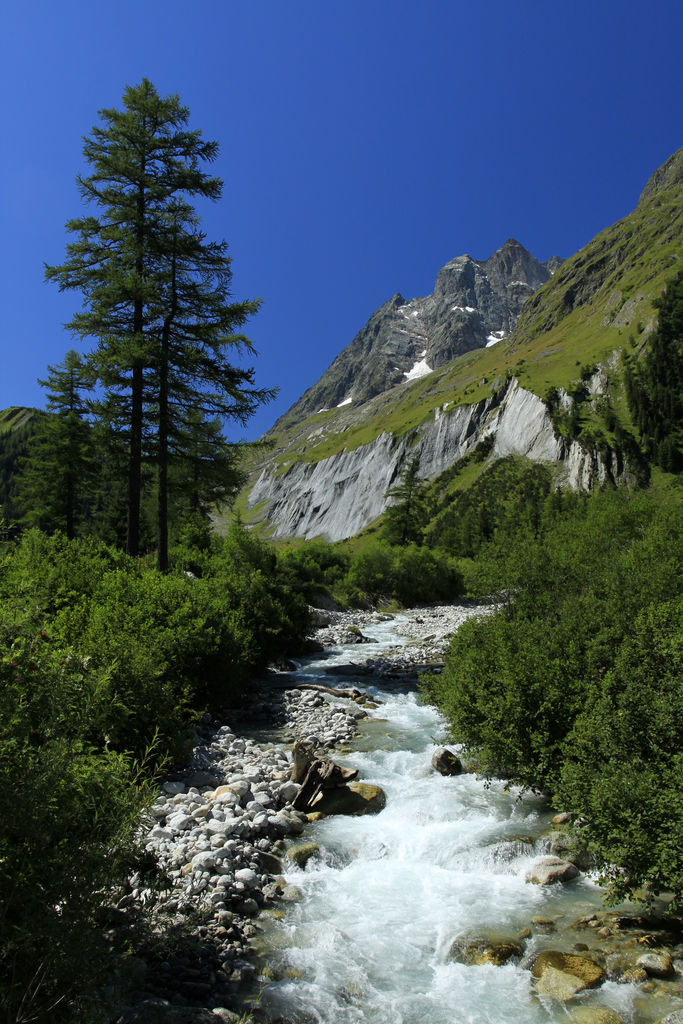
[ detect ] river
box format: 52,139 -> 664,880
252,611 -> 676,1024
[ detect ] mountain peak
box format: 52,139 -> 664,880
274,241 -> 551,427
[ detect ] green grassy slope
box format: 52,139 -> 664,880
0,407 -> 37,435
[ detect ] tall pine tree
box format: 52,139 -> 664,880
148,200 -> 274,570
382,453 -> 427,546
45,79 -> 267,559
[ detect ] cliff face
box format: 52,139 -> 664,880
247,378 -> 626,541
277,239 -> 553,426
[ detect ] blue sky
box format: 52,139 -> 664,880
2,0 -> 682,439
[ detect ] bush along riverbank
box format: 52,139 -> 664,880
0,525 -> 309,1024
422,488 -> 683,911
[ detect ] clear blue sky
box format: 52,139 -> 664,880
2,0 -> 682,439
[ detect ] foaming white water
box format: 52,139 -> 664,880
260,623 -> 639,1024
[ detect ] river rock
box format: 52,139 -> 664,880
569,1008 -> 623,1024
531,950 -> 605,1000
656,1014 -> 683,1024
281,883 -> 303,902
258,850 -> 283,874
277,780 -> 301,804
288,841 -> 320,868
234,867 -> 259,887
431,748 -> 463,776
526,856 -> 580,886
637,951 -> 675,978
449,935 -> 522,966
310,781 -> 387,816
309,606 -> 332,627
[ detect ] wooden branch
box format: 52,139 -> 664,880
292,683 -> 367,700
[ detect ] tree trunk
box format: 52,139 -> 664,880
156,243 -> 177,573
127,159 -> 146,559
156,357 -> 169,572
126,359 -> 143,557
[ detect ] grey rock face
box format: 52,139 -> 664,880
278,239 -> 552,423
248,376 -> 633,542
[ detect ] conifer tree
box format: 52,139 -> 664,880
148,200 -> 274,570
383,453 -> 427,546
45,79 -> 252,557
19,350 -> 95,538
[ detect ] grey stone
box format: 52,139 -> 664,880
637,951 -> 675,978
191,851 -> 218,872
277,780 -> 301,804
162,781 -> 186,795
525,856 -> 579,886
234,868 -> 258,887
431,748 -> 463,776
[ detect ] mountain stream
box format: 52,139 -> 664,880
252,612 -> 675,1024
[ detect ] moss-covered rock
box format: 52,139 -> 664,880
569,1008 -> 624,1024
311,781 -> 386,816
531,950 -> 605,1000
287,841 -> 320,868
448,935 -> 523,967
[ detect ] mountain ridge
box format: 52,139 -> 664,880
230,149 -> 682,540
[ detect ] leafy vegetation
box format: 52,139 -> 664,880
422,487 -> 683,906
623,269 -> 683,472
423,452 -> 553,556
277,535 -> 461,608
0,524 -> 309,1020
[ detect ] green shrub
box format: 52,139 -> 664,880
342,539 -> 461,606
422,488 -> 683,904
0,629 -> 151,1022
0,523 -> 311,1018
558,597 -> 683,905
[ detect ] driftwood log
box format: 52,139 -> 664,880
291,739 -> 316,784
292,758 -> 359,812
290,682 -> 367,701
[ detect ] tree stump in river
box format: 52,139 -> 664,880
291,754 -> 359,813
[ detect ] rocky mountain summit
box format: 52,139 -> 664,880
278,239 -> 557,425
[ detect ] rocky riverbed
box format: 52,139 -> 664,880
112,605 -> 452,1023
113,603 -> 683,1024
